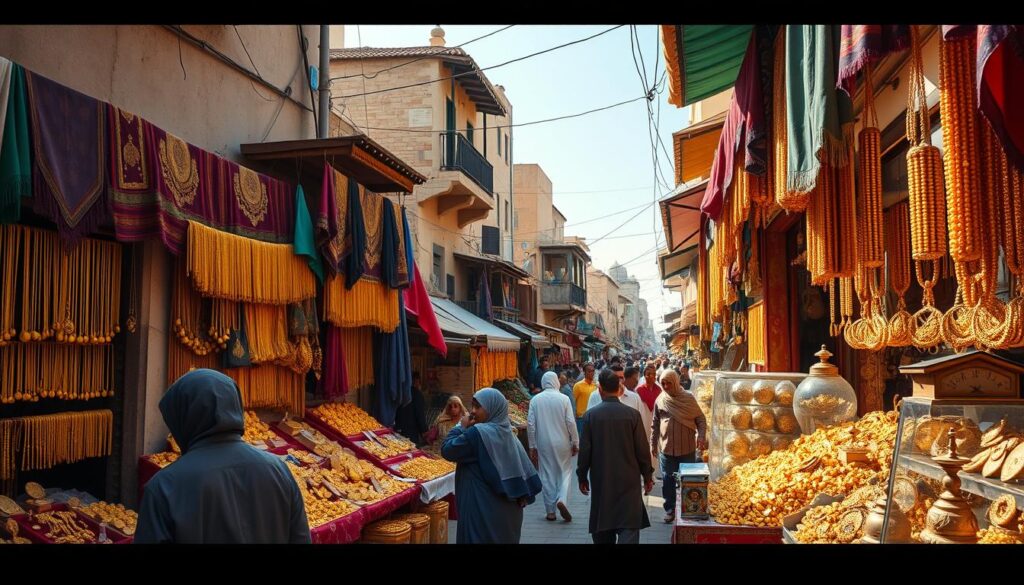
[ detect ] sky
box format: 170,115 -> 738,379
344,25 -> 690,342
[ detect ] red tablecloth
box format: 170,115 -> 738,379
671,516 -> 782,544
309,509 -> 366,544
13,503 -> 133,544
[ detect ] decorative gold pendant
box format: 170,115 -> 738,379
126,313 -> 137,334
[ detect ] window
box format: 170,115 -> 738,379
513,210 -> 519,229
496,194 -> 501,227
505,201 -> 510,231
466,122 -> 474,146
446,274 -> 455,299
481,225 -> 500,255
504,134 -> 509,163
432,244 -> 445,290
497,129 -> 502,156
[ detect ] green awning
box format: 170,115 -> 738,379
663,25 -> 753,107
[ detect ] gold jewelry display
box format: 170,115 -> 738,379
324,275 -> 399,332
312,402 -> 384,436
0,410 -> 113,480
224,364 -> 304,414
186,221 -> 315,305
1,344 -> 113,402
392,456 -> 455,481
244,303 -> 291,363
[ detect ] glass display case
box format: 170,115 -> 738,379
880,397 -> 1024,543
709,371 -> 807,481
691,370 -> 718,424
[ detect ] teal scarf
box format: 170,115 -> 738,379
293,185 -> 324,283
0,62 -> 30,223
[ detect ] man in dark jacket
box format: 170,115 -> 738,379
577,368 -> 654,544
395,372 -> 429,446
134,369 -> 311,544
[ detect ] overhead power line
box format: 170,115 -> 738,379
331,25 -> 626,93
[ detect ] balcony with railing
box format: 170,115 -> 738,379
441,132 -> 493,194
452,300 -> 520,324
541,283 -> 587,312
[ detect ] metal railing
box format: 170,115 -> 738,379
541,283 -> 587,309
441,132 -> 494,194
492,306 -> 520,323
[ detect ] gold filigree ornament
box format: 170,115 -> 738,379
231,337 -> 245,359
988,494 -> 1019,529
125,313 -> 137,334
159,133 -> 199,208
122,134 -> 141,169
836,509 -> 866,543
233,167 -> 268,227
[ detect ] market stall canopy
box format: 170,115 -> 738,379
240,135 -> 427,193
660,179 -> 707,254
494,319 -> 550,349
659,243 -> 698,281
673,111 -> 727,184
661,25 -> 754,107
522,319 -> 571,337
430,298 -> 521,353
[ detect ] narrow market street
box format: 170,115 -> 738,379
450,471 -> 675,544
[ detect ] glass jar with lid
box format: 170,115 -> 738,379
792,346 -> 858,434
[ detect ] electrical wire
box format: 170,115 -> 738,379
330,25 -> 626,92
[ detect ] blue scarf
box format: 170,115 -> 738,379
473,388 -> 539,499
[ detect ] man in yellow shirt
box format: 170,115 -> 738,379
572,363 -> 597,437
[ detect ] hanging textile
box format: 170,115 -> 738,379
1,61 -> 30,224
341,326 -> 375,391
316,164 -> 342,273
381,197 -> 409,289
837,25 -> 910,96
976,26 -> 1024,171
785,25 -> 853,194
321,324 -> 350,400
475,348 -> 518,390
224,364 -> 304,415
373,295 -> 412,428
478,267 -> 493,322
25,69 -> 110,242
324,274 -> 400,332
293,185 -> 324,283
186,221 -> 316,304
404,264 -> 447,357
402,207 -> 415,281
111,114 -> 295,253
701,28 -> 767,220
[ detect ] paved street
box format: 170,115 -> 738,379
449,467 -> 675,544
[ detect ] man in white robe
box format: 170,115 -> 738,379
527,371 -> 580,522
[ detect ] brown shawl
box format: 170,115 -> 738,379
656,382 -> 704,433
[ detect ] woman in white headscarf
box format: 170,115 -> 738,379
442,388 -> 542,543
527,371 -> 580,522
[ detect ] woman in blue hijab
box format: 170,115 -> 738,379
442,387 -> 542,543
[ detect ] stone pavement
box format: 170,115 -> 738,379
448,470 -> 676,544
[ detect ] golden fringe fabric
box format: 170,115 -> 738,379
341,327 -> 375,390
166,338 -> 218,386
244,303 -> 291,363
1,410 -> 113,480
324,274 -> 399,332
187,221 -> 315,305
0,344 -> 114,404
747,301 -> 766,366
475,348 -> 518,390
225,364 -> 305,415
0,224 -> 122,345
171,259 -> 219,356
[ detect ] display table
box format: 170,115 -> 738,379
12,503 -> 133,544
671,517 -> 782,544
